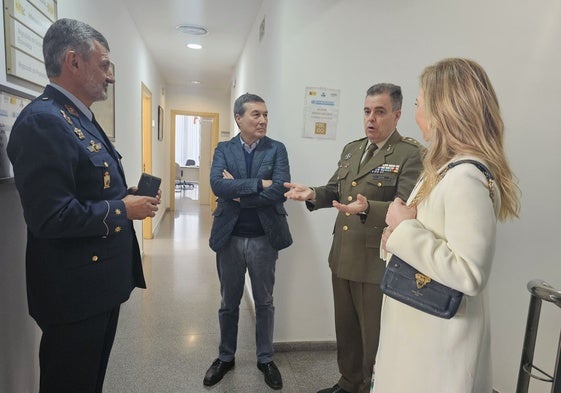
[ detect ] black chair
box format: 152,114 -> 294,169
185,159 -> 196,166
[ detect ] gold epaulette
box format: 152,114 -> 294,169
401,136 -> 423,147
344,137 -> 368,148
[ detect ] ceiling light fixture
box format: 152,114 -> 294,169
191,81 -> 201,85
187,43 -> 202,50
176,24 -> 208,36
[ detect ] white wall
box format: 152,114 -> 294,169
234,1 -> 561,392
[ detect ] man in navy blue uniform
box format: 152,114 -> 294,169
7,18 -> 160,393
204,93 -> 292,390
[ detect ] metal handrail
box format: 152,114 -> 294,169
528,280 -> 561,308
516,279 -> 561,393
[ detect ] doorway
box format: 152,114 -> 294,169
170,110 -> 218,212
141,83 -> 153,240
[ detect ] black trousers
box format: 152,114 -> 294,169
38,305 -> 121,393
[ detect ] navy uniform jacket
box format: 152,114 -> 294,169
7,85 -> 145,326
209,135 -> 292,252
307,131 -> 423,284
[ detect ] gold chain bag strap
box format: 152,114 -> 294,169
379,159 -> 495,319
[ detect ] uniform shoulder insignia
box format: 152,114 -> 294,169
41,96 -> 50,101
401,136 -> 422,147
344,137 -> 367,148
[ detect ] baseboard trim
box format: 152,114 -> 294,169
274,341 -> 337,352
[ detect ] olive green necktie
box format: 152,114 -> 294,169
359,143 -> 377,170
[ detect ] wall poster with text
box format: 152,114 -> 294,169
303,87 -> 340,140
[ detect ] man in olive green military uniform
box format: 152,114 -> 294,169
285,83 -> 423,393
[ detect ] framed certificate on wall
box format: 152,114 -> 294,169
3,0 -> 57,88
0,85 -> 34,183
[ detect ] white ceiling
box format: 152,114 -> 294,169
121,0 -> 264,91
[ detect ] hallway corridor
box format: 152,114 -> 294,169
104,198 -> 338,393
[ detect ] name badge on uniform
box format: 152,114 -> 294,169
372,164 -> 400,174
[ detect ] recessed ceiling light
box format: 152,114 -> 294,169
187,43 -> 202,50
191,81 -> 201,84
176,24 -> 208,36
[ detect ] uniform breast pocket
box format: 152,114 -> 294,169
337,166 -> 350,181
76,153 -> 116,197
367,173 -> 398,201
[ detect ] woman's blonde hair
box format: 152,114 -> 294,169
417,58 -> 520,221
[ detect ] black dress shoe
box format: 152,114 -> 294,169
317,384 -> 350,393
203,358 -> 235,386
257,361 -> 283,390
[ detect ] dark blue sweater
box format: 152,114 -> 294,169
231,149 -> 265,237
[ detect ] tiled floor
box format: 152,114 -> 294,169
104,197 -> 338,393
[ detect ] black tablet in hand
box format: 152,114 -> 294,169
137,173 -> 161,197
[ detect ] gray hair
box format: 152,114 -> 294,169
43,18 -> 109,78
366,83 -> 402,111
233,93 -> 265,118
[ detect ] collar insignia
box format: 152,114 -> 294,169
65,105 -> 78,116
60,110 -> 73,125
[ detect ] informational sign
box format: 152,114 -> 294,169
0,86 -> 33,181
303,87 -> 340,140
3,0 -> 57,87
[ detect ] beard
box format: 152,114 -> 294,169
84,74 -> 108,103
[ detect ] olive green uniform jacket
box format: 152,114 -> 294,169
306,131 -> 423,284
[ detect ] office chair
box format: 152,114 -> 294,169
175,163 -> 187,192
185,159 -> 196,166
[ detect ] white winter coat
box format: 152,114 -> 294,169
372,157 -> 500,393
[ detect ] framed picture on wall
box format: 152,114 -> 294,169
3,0 -> 57,88
157,105 -> 164,141
0,85 -> 35,183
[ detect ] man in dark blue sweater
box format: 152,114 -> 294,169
204,93 -> 292,390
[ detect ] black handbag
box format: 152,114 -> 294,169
380,254 -> 464,318
379,159 -> 495,319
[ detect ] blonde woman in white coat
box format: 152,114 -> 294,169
371,58 -> 520,393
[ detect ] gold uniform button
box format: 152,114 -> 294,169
343,226 -> 349,231
347,196 -> 353,202
351,181 -> 357,187
345,212 -> 350,217
115,209 -> 121,215
92,255 -> 99,262
115,226 -> 122,233
377,182 -> 382,187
